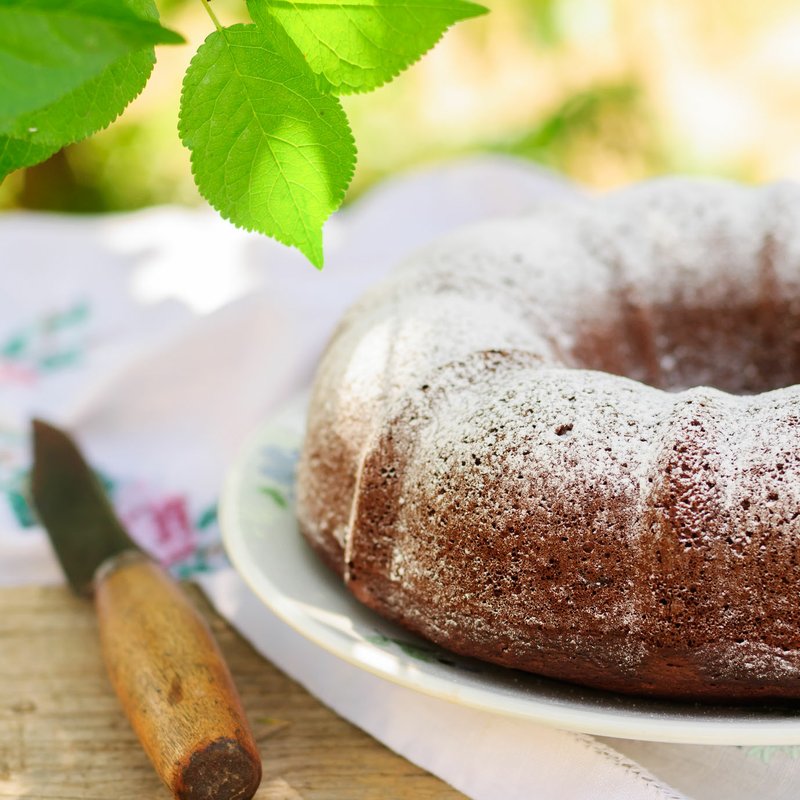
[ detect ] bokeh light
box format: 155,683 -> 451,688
3,0 -> 800,213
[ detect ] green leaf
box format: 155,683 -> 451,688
248,0 -> 487,94
0,0 -> 162,182
3,48 -> 156,144
240,8 -> 337,94
179,25 -> 356,268
0,134 -> 58,181
0,0 -> 183,126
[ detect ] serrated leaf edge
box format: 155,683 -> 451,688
0,137 -> 59,182
178,26 -> 357,269
256,0 -> 488,96
0,48 -> 156,181
4,49 -> 156,149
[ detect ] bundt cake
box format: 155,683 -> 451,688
296,177 -> 800,701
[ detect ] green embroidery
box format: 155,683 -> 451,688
1,468 -> 36,529
97,470 -> 117,495
0,300 -> 91,376
4,466 -> 114,530
195,505 -> 218,530
170,539 -> 228,579
45,301 -> 90,331
40,349 -> 82,370
173,559 -> 211,579
1,333 -> 27,358
7,485 -> 35,528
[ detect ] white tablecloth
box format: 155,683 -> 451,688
2,155 -> 799,800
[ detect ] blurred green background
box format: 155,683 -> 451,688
3,0 -> 800,212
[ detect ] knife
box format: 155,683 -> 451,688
31,419 -> 262,800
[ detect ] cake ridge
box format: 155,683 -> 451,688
296,177 -> 800,699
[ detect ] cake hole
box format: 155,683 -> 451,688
569,263 -> 800,394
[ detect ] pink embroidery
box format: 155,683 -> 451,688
0,361 -> 37,385
122,494 -> 196,566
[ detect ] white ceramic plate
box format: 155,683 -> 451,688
221,396 -> 800,744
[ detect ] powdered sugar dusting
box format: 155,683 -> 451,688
297,177 -> 800,698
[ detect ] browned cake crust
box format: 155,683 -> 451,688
296,178 -> 800,700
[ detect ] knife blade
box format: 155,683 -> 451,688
31,419 -> 262,800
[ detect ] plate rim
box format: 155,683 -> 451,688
221,397 -> 800,745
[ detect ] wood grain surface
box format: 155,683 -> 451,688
0,584 -> 465,800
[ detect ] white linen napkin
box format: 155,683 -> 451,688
2,155 -> 799,799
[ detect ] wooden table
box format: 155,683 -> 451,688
0,585 -> 465,799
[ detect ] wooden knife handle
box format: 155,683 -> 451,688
94,553 -> 262,800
